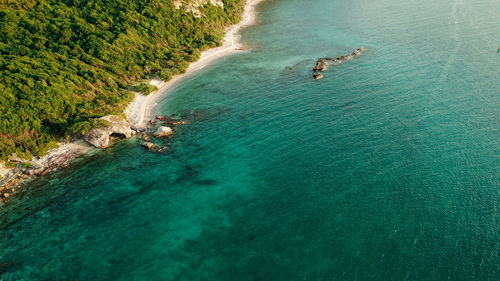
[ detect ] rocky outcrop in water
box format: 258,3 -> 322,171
313,72 -> 323,80
313,58 -> 328,72
153,126 -> 173,138
84,115 -> 135,148
136,114 -> 189,153
312,48 -> 365,80
141,142 -> 154,150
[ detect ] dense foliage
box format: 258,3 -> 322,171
0,0 -> 245,161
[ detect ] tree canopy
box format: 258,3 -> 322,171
0,0 -> 245,161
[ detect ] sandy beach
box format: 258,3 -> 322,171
0,0 -> 265,191
125,0 -> 266,129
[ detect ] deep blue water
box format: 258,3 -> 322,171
1,0 -> 500,280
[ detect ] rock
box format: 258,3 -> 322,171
26,166 -> 44,176
131,125 -> 145,133
313,59 -> 328,72
141,142 -> 154,150
142,134 -> 151,142
8,154 -> 27,163
155,115 -> 185,126
313,72 -> 323,80
0,162 -> 11,179
311,48 -> 365,79
157,147 -> 168,153
170,120 -> 187,126
153,126 -> 173,138
84,115 -> 134,148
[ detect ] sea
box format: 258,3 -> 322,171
1,0 -> 499,280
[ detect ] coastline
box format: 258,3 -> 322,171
125,0 -> 266,129
0,0 -> 265,197
0,140 -> 92,202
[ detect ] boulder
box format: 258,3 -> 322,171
313,72 -> 323,80
0,162 -> 12,179
141,142 -> 154,150
313,59 -> 328,72
26,165 -> 45,176
84,115 -> 134,148
153,126 -> 173,138
170,120 -> 187,126
142,134 -> 151,142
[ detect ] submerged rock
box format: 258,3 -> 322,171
153,126 -> 173,138
84,115 -> 135,148
170,120 -> 188,126
313,58 -> 328,72
142,134 -> 151,142
312,47 -> 365,80
313,72 -> 323,80
148,114 -> 188,130
141,142 -> 154,150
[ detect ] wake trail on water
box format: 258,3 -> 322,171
439,0 -> 463,81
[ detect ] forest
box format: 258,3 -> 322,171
0,0 -> 245,162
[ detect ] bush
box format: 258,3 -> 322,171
131,83 -> 158,95
0,0 -> 246,160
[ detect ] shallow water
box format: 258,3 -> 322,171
1,0 -> 499,280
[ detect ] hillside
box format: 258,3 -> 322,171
0,0 -> 245,163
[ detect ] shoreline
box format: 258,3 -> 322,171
125,0 -> 266,129
0,0 -> 266,198
0,140 -> 93,202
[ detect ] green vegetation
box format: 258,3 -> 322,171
130,83 -> 158,95
0,0 -> 245,161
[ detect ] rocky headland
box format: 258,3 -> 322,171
83,115 -> 135,149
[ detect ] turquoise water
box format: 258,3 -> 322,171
1,0 -> 500,279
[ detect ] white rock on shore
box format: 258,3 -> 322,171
84,115 -> 135,148
0,162 -> 11,179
